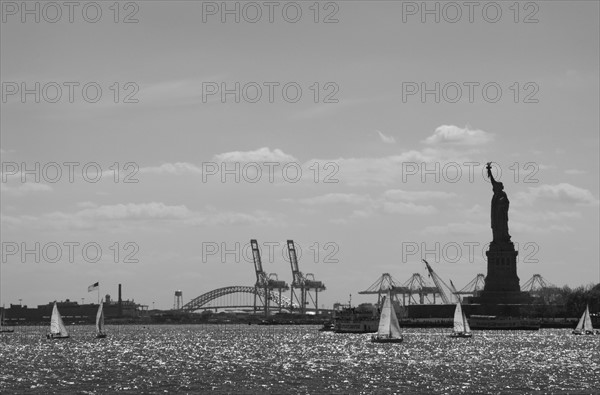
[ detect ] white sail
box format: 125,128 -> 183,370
388,299 -> 403,338
96,303 -> 105,334
574,305 -> 594,333
582,305 -> 593,332
377,296 -> 392,335
463,306 -> 471,333
575,310 -> 586,331
453,303 -> 465,333
50,303 -> 69,337
377,293 -> 402,338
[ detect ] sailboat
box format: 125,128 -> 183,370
450,300 -> 472,338
572,305 -> 597,335
371,292 -> 403,343
0,309 -> 14,333
96,302 -> 107,338
46,302 -> 69,339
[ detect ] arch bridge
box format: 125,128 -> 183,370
181,286 -> 299,313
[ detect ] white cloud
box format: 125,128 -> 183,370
376,130 -> 396,144
215,147 -> 296,163
318,150 -> 433,187
1,182 -> 52,196
296,193 -> 370,205
139,162 -> 203,175
383,189 -> 457,201
69,202 -> 192,220
382,201 -> 437,215
423,125 -> 494,146
515,183 -> 599,206
465,204 -> 485,217
510,222 -> 574,234
511,208 -> 582,222
564,169 -> 586,175
135,143 -> 483,188
421,221 -> 488,235
138,76 -> 226,107
3,202 -> 281,231
291,189 -> 441,218
185,209 -> 280,227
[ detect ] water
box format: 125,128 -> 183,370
1,325 -> 598,394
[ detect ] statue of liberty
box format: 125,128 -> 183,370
486,162 -> 511,243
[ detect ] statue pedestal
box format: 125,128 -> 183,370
472,241 -> 533,305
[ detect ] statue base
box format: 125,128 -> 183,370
472,241 -> 533,305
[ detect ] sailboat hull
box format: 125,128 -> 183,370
0,329 -> 15,333
449,332 -> 472,338
47,333 -> 69,339
571,330 -> 597,335
371,335 -> 403,343
96,333 -> 107,339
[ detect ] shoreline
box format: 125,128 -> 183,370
2,319 -> 580,329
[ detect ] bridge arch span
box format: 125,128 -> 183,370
182,286 -> 297,312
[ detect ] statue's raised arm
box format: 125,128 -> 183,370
486,162 -> 497,186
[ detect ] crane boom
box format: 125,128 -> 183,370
287,240 -> 303,286
251,239 -> 267,286
422,259 -> 452,304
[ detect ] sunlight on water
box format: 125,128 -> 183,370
1,325 -> 598,394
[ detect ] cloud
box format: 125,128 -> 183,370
184,209 -> 280,227
136,140 -> 482,187
564,169 -> 586,175
295,193 -> 371,205
3,202 -> 281,231
318,150 -> 433,187
25,202 -> 193,230
383,189 -> 457,201
68,202 -> 192,220
1,182 -> 52,196
138,76 -> 226,107
423,125 -> 494,146
465,204 -> 485,216
291,189 -> 443,218
515,183 -> 599,206
509,222 -> 574,234
215,147 -> 296,163
376,130 -> 396,144
421,221 -> 488,235
382,201 -> 437,215
510,208 -> 582,222
139,162 -> 203,175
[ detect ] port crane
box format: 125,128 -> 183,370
250,239 -> 289,316
401,273 -> 440,305
422,259 -> 457,304
521,274 -> 555,294
359,273 -> 405,306
287,240 -> 326,314
455,274 -> 486,299
521,274 -> 558,303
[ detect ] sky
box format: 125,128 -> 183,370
1,1 -> 599,310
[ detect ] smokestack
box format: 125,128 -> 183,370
118,284 -> 122,317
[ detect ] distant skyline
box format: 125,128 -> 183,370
1,1 -> 598,309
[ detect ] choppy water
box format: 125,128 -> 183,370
1,325 -> 598,394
